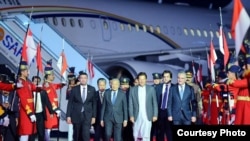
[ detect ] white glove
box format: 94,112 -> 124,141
90,126 -> 95,134
55,110 -> 61,117
3,116 -> 9,127
61,80 -> 67,86
16,82 -> 23,88
30,114 -> 36,122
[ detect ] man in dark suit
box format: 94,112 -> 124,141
167,71 -> 197,125
150,72 -> 161,141
0,79 -> 19,141
29,76 -> 54,141
155,70 -> 173,141
94,78 -> 106,141
152,73 -> 162,88
129,72 -> 158,141
120,77 -> 134,141
100,78 -> 128,141
66,71 -> 97,141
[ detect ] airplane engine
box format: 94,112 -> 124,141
105,60 -> 184,85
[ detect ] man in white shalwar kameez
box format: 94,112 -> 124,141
129,72 -> 158,141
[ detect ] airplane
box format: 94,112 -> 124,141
1,0 -> 250,134
1,0 -> 250,85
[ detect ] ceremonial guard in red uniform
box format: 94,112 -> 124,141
43,60 -> 65,141
209,71 -> 225,125
16,61 -> 37,141
0,83 -> 16,92
213,65 -> 241,125
0,74 -> 19,92
201,83 -> 212,124
228,47 -> 250,125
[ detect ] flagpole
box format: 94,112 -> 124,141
219,7 -> 224,56
189,48 -> 198,84
59,38 -> 64,108
243,40 -> 250,96
58,39 -> 64,109
57,38 -> 65,141
16,7 -> 33,80
205,46 -> 212,122
14,6 -> 36,135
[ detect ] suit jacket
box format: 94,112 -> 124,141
100,89 -> 127,123
0,91 -> 19,118
34,90 -> 54,120
155,83 -> 173,109
129,85 -> 158,121
96,90 -> 105,122
167,83 -> 196,121
66,85 -> 97,124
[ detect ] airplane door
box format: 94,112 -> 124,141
99,16 -> 112,41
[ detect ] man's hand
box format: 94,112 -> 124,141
61,79 -> 67,85
3,102 -> 10,109
15,118 -> 18,126
191,116 -> 196,123
100,120 -> 104,127
123,120 -> 128,127
55,110 -> 61,117
168,116 -> 173,121
130,117 -> 135,123
227,79 -> 235,85
29,114 -> 36,122
91,118 -> 96,125
16,82 -> 23,88
152,116 -> 157,122
66,117 -> 72,124
3,116 -> 10,127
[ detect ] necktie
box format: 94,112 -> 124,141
82,87 -> 86,103
4,96 -> 8,103
100,92 -> 103,103
161,84 -> 169,109
112,91 -> 116,104
180,85 -> 184,99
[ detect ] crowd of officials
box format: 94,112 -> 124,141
1,45 -> 250,141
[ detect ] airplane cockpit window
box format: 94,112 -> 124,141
120,23 -> 124,31
203,30 -> 208,37
216,31 -> 219,38
149,25 -> 154,33
78,19 -> 83,28
127,24 -> 132,31
156,26 -> 161,34
135,24 -> 139,31
196,29 -> 201,37
128,24 -> 132,31
142,25 -> 147,32
61,18 -> 66,27
53,17 -> 58,26
190,29 -> 195,36
70,18 -> 75,27
183,28 -> 188,36
209,31 -> 214,38
103,20 -> 108,29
